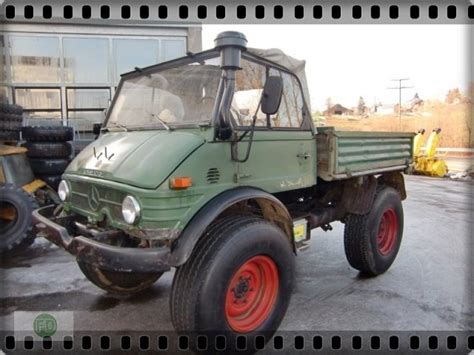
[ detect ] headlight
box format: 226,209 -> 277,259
58,180 -> 70,201
121,195 -> 140,224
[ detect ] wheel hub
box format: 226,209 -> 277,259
376,208 -> 398,256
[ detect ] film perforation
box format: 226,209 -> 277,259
179,5 -> 189,19
157,335 -> 168,350
63,5 -> 73,20
469,5 -> 474,18
352,5 -> 362,19
139,335 -> 150,350
100,335 -> 110,350
370,335 -> 381,350
446,335 -> 457,350
140,5 -> 149,19
100,5 -> 110,19
216,5 -> 225,19
410,5 -> 420,19
197,334 -> 208,350
428,5 -> 438,19
23,335 -> 34,350
313,5 -> 323,19
62,336 -> 73,350
197,5 -> 207,20
273,334 -> 284,349
389,335 -> 399,350
255,5 -> 265,19
42,336 -> 52,350
410,335 -> 420,350
313,335 -> 323,350
389,5 -> 399,19
255,335 -> 266,350
24,5 -> 33,19
82,5 -> 91,19
120,335 -> 131,350
352,335 -> 362,350
447,5 -> 456,19
158,5 -> 168,19
428,335 -> 439,350
371,5 -> 381,19
81,335 -> 92,350
236,335 -> 247,350
215,335 -> 226,350
331,335 -> 341,350
294,335 -> 305,350
5,335 -> 15,350
42,5 -> 52,19
468,335 -> 474,349
294,5 -> 304,19
121,5 -> 131,19
331,5 -> 341,19
273,5 -> 283,19
178,335 -> 189,350
237,5 -> 246,19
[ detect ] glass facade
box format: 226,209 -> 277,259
0,32 -> 187,131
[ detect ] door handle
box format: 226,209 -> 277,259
297,153 -> 311,160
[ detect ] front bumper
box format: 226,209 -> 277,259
32,205 -> 171,273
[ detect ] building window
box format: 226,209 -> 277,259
10,35 -> 61,83
15,88 -> 61,110
67,88 -> 110,132
113,38 -> 160,83
161,39 -> 186,62
63,37 -> 109,84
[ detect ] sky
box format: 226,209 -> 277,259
202,25 -> 470,111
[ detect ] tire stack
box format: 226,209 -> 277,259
21,126 -> 74,190
0,103 -> 23,142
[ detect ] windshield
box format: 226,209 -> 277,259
107,57 -> 221,129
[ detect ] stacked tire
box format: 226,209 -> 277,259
0,103 -> 23,142
21,126 -> 74,190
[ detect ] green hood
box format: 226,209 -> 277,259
66,131 -> 205,189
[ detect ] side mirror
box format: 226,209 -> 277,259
93,123 -> 102,136
261,76 -> 283,115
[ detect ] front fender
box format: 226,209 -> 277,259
169,187 -> 295,266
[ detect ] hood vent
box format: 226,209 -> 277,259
206,168 -> 220,184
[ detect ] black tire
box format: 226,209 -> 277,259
0,130 -> 20,141
0,120 -> 22,131
29,158 -> 70,175
0,183 -> 38,256
170,215 -> 295,351
22,142 -> 72,159
0,103 -> 23,115
22,126 -> 73,142
0,112 -> 23,122
77,261 -> 163,295
344,186 -> 404,276
37,175 -> 62,190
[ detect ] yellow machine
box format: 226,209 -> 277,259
413,128 -> 448,177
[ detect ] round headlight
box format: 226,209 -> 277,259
58,180 -> 70,201
122,195 -> 140,224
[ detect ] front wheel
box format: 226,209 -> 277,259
77,261 -> 163,295
170,215 -> 295,351
344,186 -> 404,276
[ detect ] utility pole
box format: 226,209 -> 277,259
387,78 -> 414,129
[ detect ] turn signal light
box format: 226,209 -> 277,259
170,176 -> 193,190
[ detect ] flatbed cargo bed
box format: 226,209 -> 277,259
316,127 -> 414,181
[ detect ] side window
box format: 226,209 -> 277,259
269,68 -> 304,128
233,59 -> 267,127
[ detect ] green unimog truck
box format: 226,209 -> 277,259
34,32 -> 413,348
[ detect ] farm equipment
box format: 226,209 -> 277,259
33,31 -> 414,351
0,145 -> 59,256
413,128 -> 448,177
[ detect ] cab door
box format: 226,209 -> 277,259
231,60 -> 316,193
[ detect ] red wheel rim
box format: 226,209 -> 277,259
376,208 -> 398,256
225,255 -> 279,333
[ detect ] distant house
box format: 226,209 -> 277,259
323,104 -> 354,116
373,104 -> 396,115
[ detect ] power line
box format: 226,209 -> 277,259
387,78 -> 414,129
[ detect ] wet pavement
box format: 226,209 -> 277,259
1,175 -> 472,339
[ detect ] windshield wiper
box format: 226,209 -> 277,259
145,110 -> 171,131
106,122 -> 128,131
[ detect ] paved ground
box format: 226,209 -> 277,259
1,175 -> 472,345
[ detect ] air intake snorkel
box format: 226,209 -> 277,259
214,31 -> 247,140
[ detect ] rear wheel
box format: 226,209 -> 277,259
77,261 -> 163,295
170,215 -> 295,351
344,186 -> 404,276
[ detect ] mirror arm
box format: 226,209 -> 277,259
231,97 -> 262,163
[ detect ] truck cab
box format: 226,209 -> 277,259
34,31 -> 413,350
